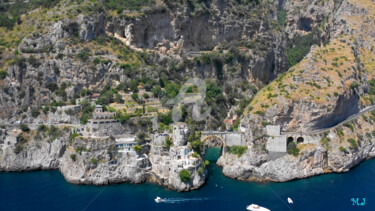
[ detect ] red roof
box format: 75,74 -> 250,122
92,93 -> 100,98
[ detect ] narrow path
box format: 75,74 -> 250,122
282,105 -> 375,135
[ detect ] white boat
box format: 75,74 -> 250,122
155,197 -> 163,203
246,204 -> 271,211
288,197 -> 293,204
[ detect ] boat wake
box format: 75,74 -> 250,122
158,197 -> 209,204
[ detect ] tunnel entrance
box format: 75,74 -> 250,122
287,137 -> 294,144
287,137 -> 295,151
297,137 -> 304,144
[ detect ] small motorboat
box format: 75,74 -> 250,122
288,197 -> 293,204
246,204 -> 271,211
155,197 -> 163,203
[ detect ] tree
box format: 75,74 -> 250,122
38,124 -> 47,132
0,70 -> 7,79
133,145 -> 142,153
137,132 -> 146,141
131,93 -> 139,101
190,140 -> 204,154
179,169 -> 191,182
20,124 -> 30,132
164,137 -> 173,149
70,154 -> 77,162
91,158 -> 98,165
31,108 -> 40,118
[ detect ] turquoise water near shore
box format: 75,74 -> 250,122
0,148 -> 374,210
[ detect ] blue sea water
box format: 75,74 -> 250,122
0,148 -> 374,211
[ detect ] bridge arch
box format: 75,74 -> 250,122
297,137 -> 304,144
201,135 -> 226,155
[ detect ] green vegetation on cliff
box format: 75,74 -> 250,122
179,169 -> 191,182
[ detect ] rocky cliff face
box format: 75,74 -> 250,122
227,0 -> 375,182
59,137 -> 149,185
0,0 -> 292,129
0,127 -> 206,191
0,134 -> 66,171
107,0 -> 289,83
219,110 -> 375,182
241,0 -> 375,134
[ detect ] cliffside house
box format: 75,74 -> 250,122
224,109 -> 238,130
86,105 -> 121,136
115,137 -> 137,153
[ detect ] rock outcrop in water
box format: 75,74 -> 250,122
0,123 -> 206,191
219,109 -> 375,182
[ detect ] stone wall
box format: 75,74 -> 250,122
223,133 -> 245,147
266,135 -> 287,153
88,121 -> 123,136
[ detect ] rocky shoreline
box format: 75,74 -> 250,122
0,124 -> 207,192
2,112 -> 375,190
219,110 -> 375,183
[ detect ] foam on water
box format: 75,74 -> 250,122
159,198 -> 209,204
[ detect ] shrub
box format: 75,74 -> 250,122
48,125 -> 62,141
262,121 -> 269,126
350,82 -> 360,89
70,154 -> 77,162
14,144 -> 24,154
278,9 -> 286,26
197,167 -> 205,175
20,124 -> 30,132
190,140 -> 204,154
343,123 -> 354,132
79,100 -> 94,124
339,146 -> 347,153
228,146 -> 248,157
131,93 -> 138,101
253,110 -> 265,116
91,158 -> 98,165
16,134 -> 27,144
348,138 -> 358,150
31,108 -> 40,118
164,137 -> 173,149
70,132 -> 79,143
38,124 -> 47,132
369,80 -> 375,95
133,145 -> 142,153
77,51 -> 91,61
179,169 -> 191,182
287,141 -> 300,156
320,137 -> 331,150
64,109 -> 75,115
336,129 -> 344,137
0,70 -> 7,79
286,32 -> 319,66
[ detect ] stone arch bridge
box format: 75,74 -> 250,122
200,131 -> 246,148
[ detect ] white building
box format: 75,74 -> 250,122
115,137 -> 137,153
172,122 -> 189,146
